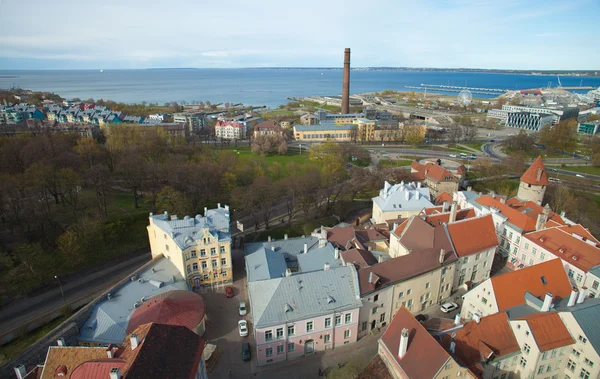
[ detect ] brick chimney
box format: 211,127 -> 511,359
342,48 -> 351,114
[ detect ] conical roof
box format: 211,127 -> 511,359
520,156 -> 548,186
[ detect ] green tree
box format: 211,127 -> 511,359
539,119 -> 578,152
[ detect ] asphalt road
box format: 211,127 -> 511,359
0,253 -> 151,335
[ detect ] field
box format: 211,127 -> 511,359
377,159 -> 413,168
460,141 -> 486,151
219,147 -> 317,172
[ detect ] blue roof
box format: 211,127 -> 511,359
588,265 -> 600,279
246,247 -> 288,282
570,299 -> 600,353
294,124 -> 356,132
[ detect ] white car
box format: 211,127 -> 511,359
239,301 -> 247,316
575,174 -> 585,178
449,154 -> 457,158
238,320 -> 248,337
440,302 -> 459,313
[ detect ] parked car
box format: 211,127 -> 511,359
239,301 -> 247,316
225,287 -> 234,298
550,168 -> 558,172
469,154 -> 477,160
238,320 -> 248,337
415,314 -> 428,322
242,342 -> 251,362
449,154 -> 458,158
576,174 -> 585,178
440,302 -> 459,313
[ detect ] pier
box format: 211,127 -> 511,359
405,86 -> 504,96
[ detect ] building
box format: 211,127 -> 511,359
293,123 -> 355,141
36,323 -> 207,379
371,181 -> 433,224
300,113 -> 318,125
558,301 -> 600,379
173,112 -> 205,135
78,257 -> 188,346
315,110 -> 364,124
460,259 -> 573,320
506,111 -> 556,131
517,155 -> 548,204
487,108 -> 509,124
253,121 -> 282,138
501,104 -> 579,122
489,105 -> 580,129
215,120 -> 246,140
147,206 -> 232,288
355,118 -> 376,142
377,307 -> 470,379
578,120 -> 600,135
410,161 -> 459,197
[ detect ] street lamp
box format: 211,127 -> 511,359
55,275 -> 67,306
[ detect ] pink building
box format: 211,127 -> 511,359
248,265 -> 362,366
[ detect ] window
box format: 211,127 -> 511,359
221,258 -> 227,266
584,358 -> 594,367
380,313 -> 385,322
482,297 -> 488,305
203,274 -> 208,280
201,261 -> 207,270
442,267 -> 448,275
542,351 -> 549,360
344,330 -> 350,339
266,347 -> 273,357
324,334 -> 331,343
532,247 -> 537,256
220,245 -> 225,254
265,330 -> 273,341
521,254 -> 526,262
398,291 -> 404,299
361,322 -> 367,332
567,359 -> 576,372
540,252 -> 545,260
288,343 -> 295,352
210,247 -> 216,255
164,233 -> 167,239
407,299 -> 413,309
192,263 -> 198,271
407,289 -> 412,295
425,282 -> 430,289
578,335 -> 588,344
345,313 -> 352,324
287,325 -> 295,336
551,350 -> 557,358
374,294 -> 379,302
165,245 -> 169,252
529,259 -> 534,266
277,345 -> 284,355
325,318 -> 331,328
335,315 -> 341,326
538,365 -> 545,375
576,274 -> 583,283
593,281 -> 599,290
212,260 -> 217,268
276,328 -> 283,339
186,265 -> 191,274
463,257 -> 469,264
191,250 -> 197,258
509,232 -> 513,239
525,243 -> 529,250
520,357 -> 527,368
524,343 -> 530,354
200,249 -> 206,257
580,369 -> 590,379
526,331 -> 530,337
372,307 -> 378,315
572,349 -> 581,358
306,321 -> 313,332
516,237 -> 520,244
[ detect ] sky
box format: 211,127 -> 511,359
0,0 -> 598,70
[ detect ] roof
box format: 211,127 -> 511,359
441,312 -> 519,374
570,301 -> 600,353
215,120 -> 244,128
372,181 -> 433,213
520,156 -> 548,186
79,257 -> 187,344
524,224 -> 600,272
411,161 -> 457,183
380,307 -> 451,379
490,259 -> 573,311
294,123 -> 356,132
325,227 -> 362,250
247,266 -> 361,328
476,195 -> 544,232
434,192 -> 453,205
255,120 -> 280,130
395,216 -> 455,257
126,290 -> 206,334
515,312 -> 574,351
341,248 -> 378,269
40,347 -> 106,379
422,208 -> 476,226
358,355 -> 394,379
356,228 -> 388,243
447,215 -> 498,257
245,246 -> 289,282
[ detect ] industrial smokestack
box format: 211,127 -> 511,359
342,48 -> 351,114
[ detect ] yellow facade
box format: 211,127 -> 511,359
293,126 -> 355,141
356,120 -> 376,142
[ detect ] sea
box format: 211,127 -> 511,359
1,69 -> 599,109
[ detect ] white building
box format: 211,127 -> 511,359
371,181 -> 433,224
215,120 -> 247,140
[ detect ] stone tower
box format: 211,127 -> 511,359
517,156 -> 548,204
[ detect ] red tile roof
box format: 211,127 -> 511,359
476,195 -> 541,232
423,208 -> 476,226
412,161 -> 457,183
255,121 -> 279,130
520,156 -> 548,186
341,248 -> 378,269
434,192 -> 453,205
356,228 -> 388,242
524,224 -> 600,272
447,215 -> 498,257
326,227 -> 363,250
441,312 -> 519,375
515,312 -> 574,352
126,290 -> 206,334
490,260 -> 573,311
380,307 -> 452,379
70,360 -> 127,379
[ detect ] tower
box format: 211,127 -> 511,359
342,48 -> 351,114
517,156 -> 548,204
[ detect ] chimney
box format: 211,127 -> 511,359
560,211 -> 566,218
304,244 -> 308,254
417,182 -> 422,189
204,207 -> 207,216
568,289 -> 579,307
268,236 -> 271,242
319,238 -> 326,248
577,288 -> 587,304
393,222 -> 399,232
439,249 -> 445,264
473,313 -> 481,323
541,292 -> 553,312
442,202 -> 450,212
284,234 -> 288,240
449,201 -> 458,223
324,262 -> 330,271
378,255 -> 384,263
454,314 -> 461,325
217,203 -> 221,209
467,186 -> 472,192
130,334 -> 139,349
369,272 -> 373,283
14,365 -> 27,379
106,344 -> 114,358
500,197 -> 506,204
536,168 -> 542,182
57,338 -> 66,347
334,248 -> 340,259
535,213 -> 546,231
450,341 -> 456,354
285,268 -> 292,277
341,48 -> 351,114
398,328 -> 409,358
110,368 -> 121,379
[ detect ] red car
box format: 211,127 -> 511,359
225,287 -> 234,298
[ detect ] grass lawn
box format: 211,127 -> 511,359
461,141 -> 486,151
247,216 -> 338,242
299,100 -> 341,113
260,109 -> 296,117
560,165 -> 600,176
0,315 -> 67,365
378,159 -> 413,168
220,147 -> 316,171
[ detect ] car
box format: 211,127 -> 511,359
550,168 -> 558,172
238,320 -> 248,337
576,174 -> 585,178
460,153 -> 468,158
440,302 -> 459,313
415,314 -> 428,322
239,301 -> 247,316
225,287 -> 234,298
490,139 -> 496,142
242,342 -> 251,361
469,154 -> 477,160
449,154 -> 458,158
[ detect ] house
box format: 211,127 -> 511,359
300,113 -> 318,125
215,120 -> 246,140
122,115 -> 144,124
410,161 -> 459,197
517,156 -> 548,205
173,112 -> 205,134
460,259 -> 573,320
253,121 -> 282,138
371,181 -> 433,224
147,206 -> 232,288
247,265 -> 362,366
293,123 -> 355,141
377,307 -> 470,379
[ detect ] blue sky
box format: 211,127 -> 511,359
0,0 -> 598,70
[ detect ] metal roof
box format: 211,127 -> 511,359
245,247 -> 288,282
569,299 -> 600,354
248,265 -> 361,329
294,124 -> 356,132
150,209 -> 230,250
78,257 -> 187,345
372,181 -> 432,212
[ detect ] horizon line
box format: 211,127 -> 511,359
0,67 -> 599,72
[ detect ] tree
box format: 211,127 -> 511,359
404,125 -> 425,145
539,119 -> 578,152
119,154 -> 148,208
502,131 -> 536,154
86,164 -> 111,217
446,124 -> 463,144
156,186 -> 191,216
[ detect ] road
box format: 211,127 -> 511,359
0,253 -> 151,335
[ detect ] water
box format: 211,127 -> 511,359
0,69 -> 599,109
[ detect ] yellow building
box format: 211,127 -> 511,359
293,123 -> 355,141
355,118 -> 376,142
147,205 -> 233,288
